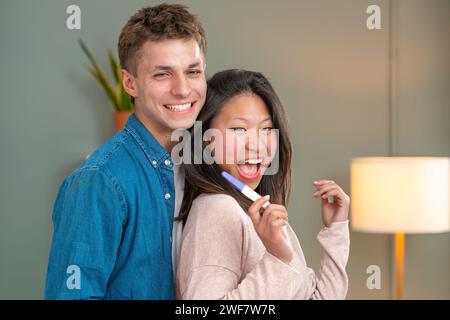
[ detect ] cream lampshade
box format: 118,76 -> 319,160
350,157 -> 450,299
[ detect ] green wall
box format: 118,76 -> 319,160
0,0 -> 448,299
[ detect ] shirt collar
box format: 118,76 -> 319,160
125,113 -> 170,165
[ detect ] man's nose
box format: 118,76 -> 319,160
171,75 -> 191,98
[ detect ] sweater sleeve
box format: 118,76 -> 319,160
177,194 -> 302,300
291,220 -> 350,300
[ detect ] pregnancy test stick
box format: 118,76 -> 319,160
221,171 -> 270,209
221,171 -> 290,240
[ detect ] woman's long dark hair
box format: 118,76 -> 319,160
176,69 -> 292,225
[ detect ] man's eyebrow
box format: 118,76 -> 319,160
151,62 -> 202,72
187,62 -> 201,68
152,65 -> 172,72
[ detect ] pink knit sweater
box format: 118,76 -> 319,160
176,193 -> 350,300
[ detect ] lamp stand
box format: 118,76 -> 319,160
394,232 -> 405,300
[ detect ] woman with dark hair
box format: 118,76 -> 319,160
175,69 -> 350,299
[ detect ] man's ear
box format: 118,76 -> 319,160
122,68 -> 138,99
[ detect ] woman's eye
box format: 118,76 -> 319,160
230,127 -> 246,133
261,127 -> 273,133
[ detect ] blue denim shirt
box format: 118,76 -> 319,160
45,114 -> 176,299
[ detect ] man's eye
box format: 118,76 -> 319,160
154,73 -> 169,79
188,70 -> 202,76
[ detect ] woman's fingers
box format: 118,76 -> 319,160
321,188 -> 350,204
253,203 -> 293,264
313,180 -> 350,206
261,204 -> 288,224
313,179 -> 335,186
313,182 -> 342,197
260,205 -> 289,240
248,195 -> 270,226
270,219 -> 288,230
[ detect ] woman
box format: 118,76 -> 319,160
176,69 -> 350,299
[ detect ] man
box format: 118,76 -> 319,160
45,3 -> 207,299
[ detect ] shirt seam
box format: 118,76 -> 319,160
94,132 -> 131,168
125,124 -> 168,165
68,166 -> 128,227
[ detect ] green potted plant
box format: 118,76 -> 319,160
78,39 -> 134,132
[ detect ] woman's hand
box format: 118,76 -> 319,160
247,196 -> 293,264
313,179 -> 350,227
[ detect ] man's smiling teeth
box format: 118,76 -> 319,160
165,103 -> 192,111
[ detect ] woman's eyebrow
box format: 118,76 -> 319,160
231,117 -> 249,122
230,117 -> 272,124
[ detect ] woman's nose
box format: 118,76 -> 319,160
245,129 -> 262,153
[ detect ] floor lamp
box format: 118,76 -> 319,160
350,157 -> 450,300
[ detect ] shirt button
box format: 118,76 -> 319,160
151,160 -> 157,167
164,193 -> 171,200
170,236 -> 173,242
164,159 -> 171,166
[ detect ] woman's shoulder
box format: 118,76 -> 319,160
189,193 -> 249,225
192,193 -> 244,213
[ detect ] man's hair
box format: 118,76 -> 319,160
118,3 -> 206,75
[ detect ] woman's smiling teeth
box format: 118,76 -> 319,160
237,159 -> 263,165
165,103 -> 193,112
245,159 -> 263,165
236,159 -> 263,179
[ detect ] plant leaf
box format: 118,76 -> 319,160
120,82 -> 133,111
79,38 -> 123,111
87,66 -> 119,109
108,49 -> 120,84
78,39 -> 98,69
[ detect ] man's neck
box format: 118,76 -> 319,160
134,111 -> 176,153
